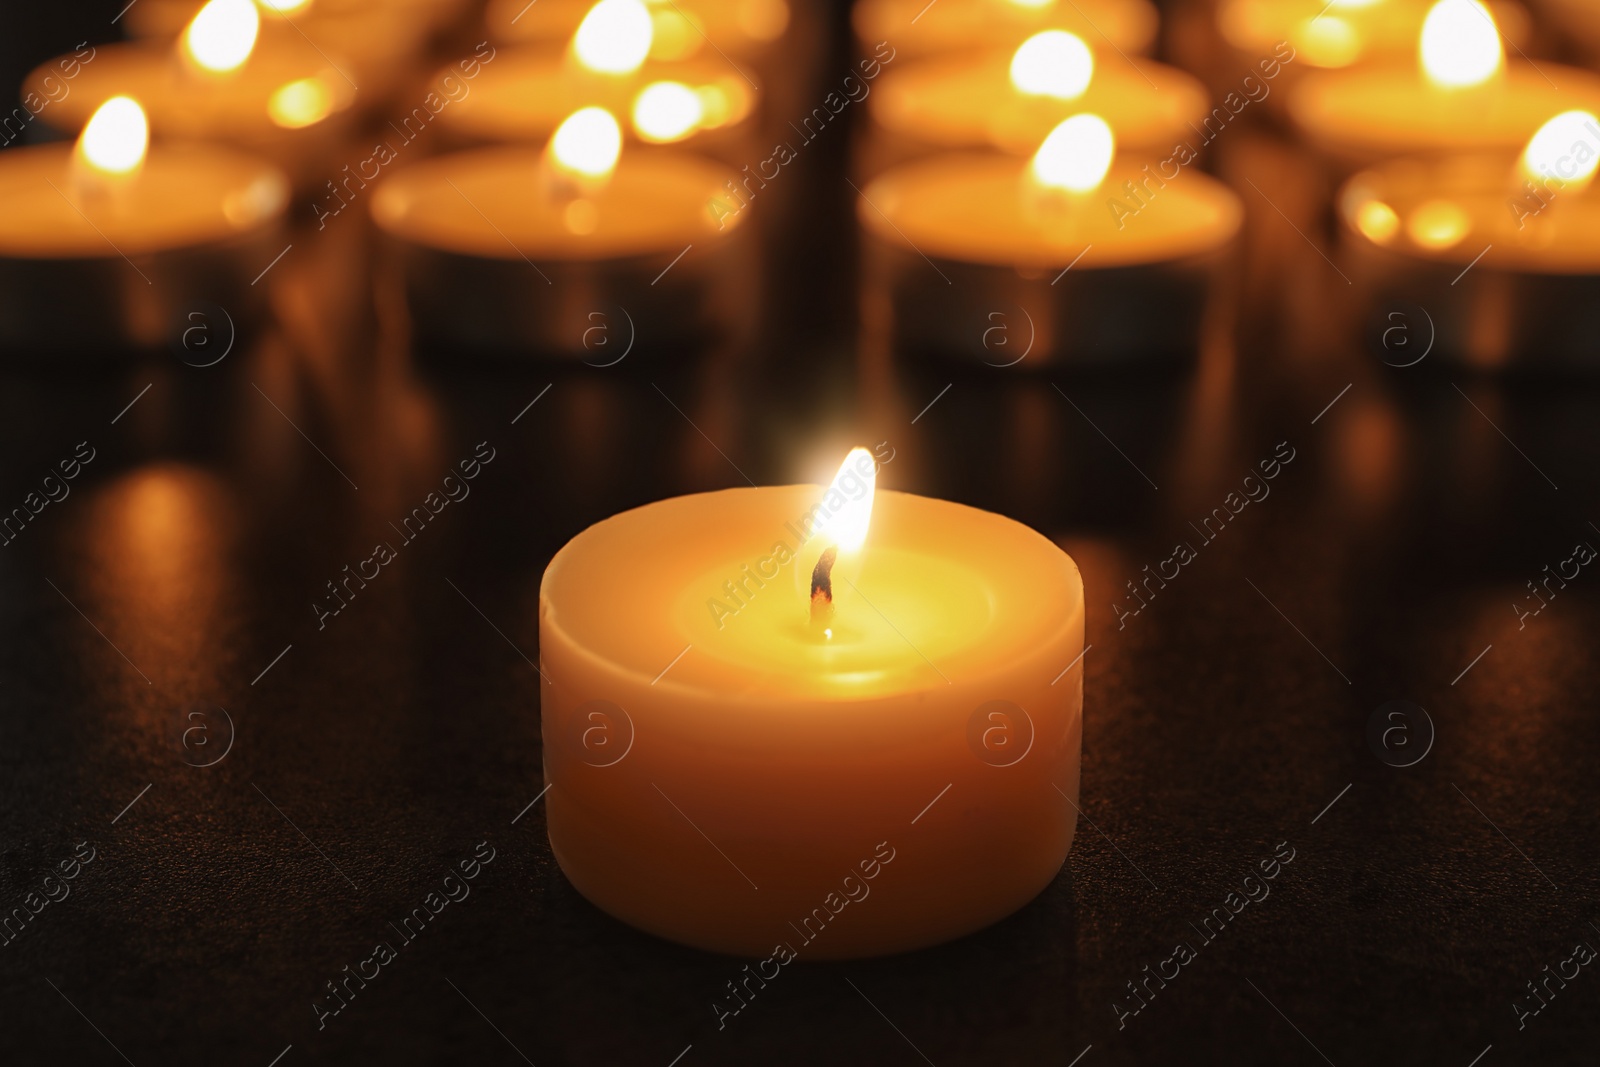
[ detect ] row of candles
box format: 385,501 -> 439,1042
5,0 -> 1596,959
3,0 -> 1599,366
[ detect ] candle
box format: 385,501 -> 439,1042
0,97 -> 289,352
859,115 -> 1242,366
1288,0 -> 1600,166
485,0 -> 790,62
25,0 -> 357,184
1215,0 -> 1530,83
540,448 -> 1085,958
854,0 -> 1159,61
118,0 -> 449,100
370,106 -> 754,355
1339,109 -> 1600,371
864,29 -> 1210,173
437,0 -> 757,156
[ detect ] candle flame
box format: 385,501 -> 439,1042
1010,31 -> 1094,100
1030,114 -> 1114,194
1407,199 -> 1470,249
1520,110 -> 1600,193
268,76 -> 335,128
550,106 -> 623,182
258,0 -> 313,12
1419,0 -> 1503,89
574,0 -> 654,75
1005,0 -> 1054,9
1294,15 -> 1363,68
77,96 -> 149,176
185,0 -> 261,73
817,447 -> 877,554
632,81 -> 704,143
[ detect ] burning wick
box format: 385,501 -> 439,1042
810,545 -> 838,626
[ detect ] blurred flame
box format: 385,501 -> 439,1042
185,0 -> 261,72
1521,110 -> 1600,193
1355,199 -> 1401,244
817,448 -> 877,553
550,106 -> 623,181
1030,114 -> 1114,193
1408,199 -> 1470,248
1295,15 -> 1363,68
267,76 -> 334,128
258,0 -> 313,11
1420,0 -> 1503,88
77,96 -> 149,175
574,0 -> 654,74
1010,31 -> 1094,99
633,81 -> 703,142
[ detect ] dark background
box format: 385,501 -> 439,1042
2,1 -> 1598,1065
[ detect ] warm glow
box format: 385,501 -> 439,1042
550,107 -> 623,180
574,0 -> 654,75
267,77 -> 334,128
633,81 -> 704,143
185,0 -> 261,72
1006,0 -> 1054,8
1355,199 -> 1400,244
818,448 -> 877,554
1521,110 -> 1600,192
1031,114 -> 1114,194
258,0 -> 313,11
1328,0 -> 1382,7
77,96 -> 149,175
1407,199 -> 1470,248
1010,31 -> 1093,99
1420,0 -> 1503,88
1295,15 -> 1363,68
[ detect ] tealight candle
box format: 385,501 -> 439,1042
1215,0 -> 1529,87
860,116 -> 1243,367
437,0 -> 757,156
0,97 -> 289,353
1340,109 -> 1600,371
540,449 -> 1085,958
853,0 -> 1159,60
864,29 -> 1210,173
1288,0 -> 1600,166
119,0 -> 444,102
370,106 -> 753,356
26,0 -> 357,186
485,0 -> 790,62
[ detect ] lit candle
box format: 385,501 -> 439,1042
25,0 -> 357,183
485,0 -> 790,63
0,97 -> 289,352
854,0 -> 1158,61
540,448 -> 1085,958
859,115 -> 1242,366
436,0 -> 757,155
865,29 -> 1209,171
118,0 -> 446,99
1288,0 -> 1600,165
370,106 -> 753,355
1340,109 -> 1600,370
1215,0 -> 1531,81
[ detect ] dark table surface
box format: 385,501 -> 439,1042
3,3 -> 1600,1066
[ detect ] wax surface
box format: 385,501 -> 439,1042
1342,154 -> 1600,273
436,47 -> 754,144
371,145 -> 741,259
1291,65 -> 1600,162
854,0 -> 1157,57
0,144 -> 287,258
873,50 -> 1209,155
540,485 -> 1084,958
26,44 -> 355,140
861,154 -> 1242,268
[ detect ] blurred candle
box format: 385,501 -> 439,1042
1289,0 -> 1600,165
860,115 -> 1242,366
854,0 -> 1158,60
0,96 -> 288,352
